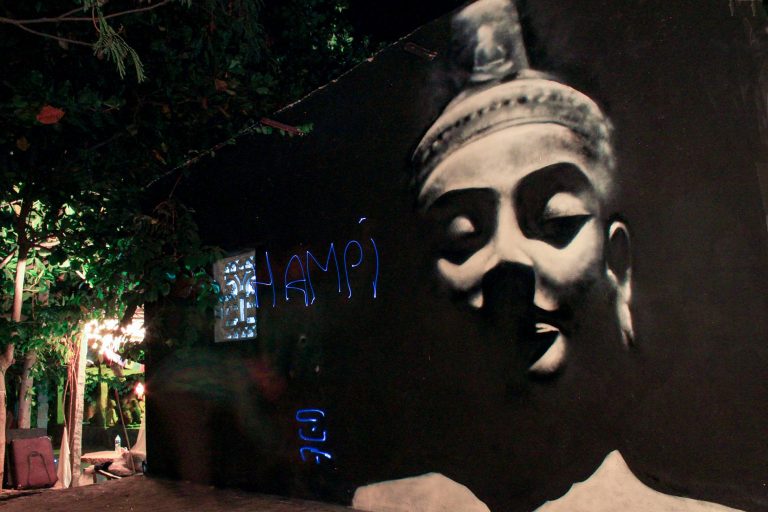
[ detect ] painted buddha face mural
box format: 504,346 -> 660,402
414,0 -> 634,380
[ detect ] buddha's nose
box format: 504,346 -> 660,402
484,201 -> 534,272
480,261 -> 536,323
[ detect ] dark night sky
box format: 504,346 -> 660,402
348,0 -> 467,43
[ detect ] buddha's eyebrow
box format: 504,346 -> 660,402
514,162 -> 592,202
518,162 -> 590,191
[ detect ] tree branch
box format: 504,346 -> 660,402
0,200 -> 22,210
0,342 -> 15,371
33,238 -> 60,250
15,199 -> 33,246
119,303 -> 138,329
0,0 -> 174,25
102,0 -> 174,21
0,248 -> 17,271
7,22 -> 91,47
58,6 -> 88,20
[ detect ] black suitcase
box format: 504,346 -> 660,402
8,437 -> 58,489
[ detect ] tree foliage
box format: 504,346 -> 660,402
0,0 -> 375,449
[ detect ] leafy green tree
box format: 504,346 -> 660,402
1,0 -> 373,487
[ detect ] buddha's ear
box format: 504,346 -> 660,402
606,221 -> 634,347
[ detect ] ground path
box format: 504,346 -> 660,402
0,475 -> 358,512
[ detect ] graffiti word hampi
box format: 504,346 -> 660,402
213,239 -> 380,341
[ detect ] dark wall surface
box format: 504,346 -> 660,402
147,1 -> 768,510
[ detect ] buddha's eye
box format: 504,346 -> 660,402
424,188 -> 497,264
537,192 -> 592,247
514,164 -> 599,248
447,215 -> 477,239
439,214 -> 488,263
539,215 -> 592,247
542,192 -> 590,220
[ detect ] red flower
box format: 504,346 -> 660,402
36,105 -> 65,125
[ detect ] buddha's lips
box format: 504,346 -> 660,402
528,322 -> 568,375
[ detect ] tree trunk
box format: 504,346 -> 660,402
0,244 -> 27,488
17,350 -> 37,428
0,343 -> 15,490
11,245 -> 26,327
96,362 -> 108,428
35,383 -> 49,430
69,334 -> 87,487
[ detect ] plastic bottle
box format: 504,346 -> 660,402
115,434 -> 122,454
